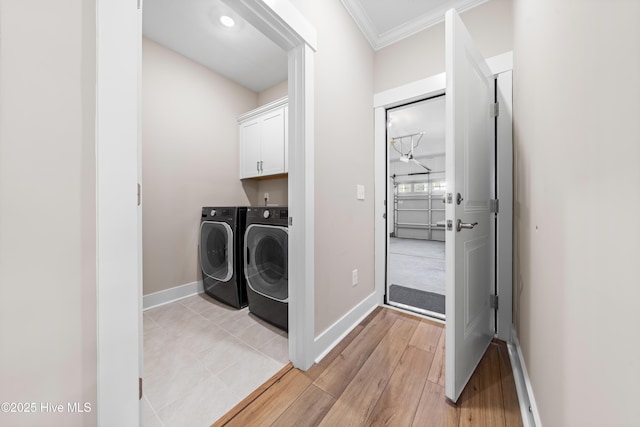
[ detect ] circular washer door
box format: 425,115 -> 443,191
200,221 -> 233,282
244,224 -> 288,302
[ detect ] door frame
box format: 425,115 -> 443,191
96,0 -> 317,424
373,52 -> 513,341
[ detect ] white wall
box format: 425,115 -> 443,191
256,177 -> 289,206
258,79 -> 288,106
0,1 -> 97,426
142,38 -> 260,295
374,0 -> 513,93
290,0 -> 376,335
513,0 -> 640,425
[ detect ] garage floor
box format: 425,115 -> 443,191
388,237 -> 445,297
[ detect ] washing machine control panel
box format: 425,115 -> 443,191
246,207 -> 288,226
201,207 -> 236,220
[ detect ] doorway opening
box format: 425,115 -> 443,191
385,95 -> 446,320
96,0 -> 316,422
139,1 -> 293,423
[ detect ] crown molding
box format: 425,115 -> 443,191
341,0 -> 489,51
339,0 -> 379,48
237,96 -> 288,123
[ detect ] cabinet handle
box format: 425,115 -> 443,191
257,161 -> 260,172
260,161 -> 263,171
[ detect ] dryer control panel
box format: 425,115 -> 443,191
247,207 -> 288,226
202,207 -> 235,221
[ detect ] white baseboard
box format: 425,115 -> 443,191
509,325 -> 542,427
313,292 -> 379,363
143,280 -> 204,311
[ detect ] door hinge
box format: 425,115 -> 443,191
137,0 -> 141,10
137,183 -> 141,206
489,199 -> 499,213
490,294 -> 499,309
491,102 -> 499,117
288,217 -> 293,226
139,378 -> 143,400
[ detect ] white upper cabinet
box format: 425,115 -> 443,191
238,97 -> 288,179
240,118 -> 262,178
284,105 -> 288,173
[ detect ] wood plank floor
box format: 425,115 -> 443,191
212,307 -> 523,427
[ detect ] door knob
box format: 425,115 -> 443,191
456,219 -> 478,232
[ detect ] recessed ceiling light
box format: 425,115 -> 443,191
220,15 -> 235,28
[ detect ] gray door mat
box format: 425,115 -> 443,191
389,284 -> 445,315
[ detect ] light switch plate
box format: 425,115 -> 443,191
357,185 -> 365,200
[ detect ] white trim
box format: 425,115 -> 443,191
287,43 -> 316,370
142,281 -> 204,311
262,0 -> 317,51
487,51 -> 513,76
373,106 -> 387,308
224,0 -> 317,52
387,301 -> 445,321
96,0 -> 141,425
372,53 -> 512,110
495,71 -> 513,341
338,0 -> 378,50
382,303 -> 445,325
373,72 -> 447,314
509,326 -> 542,427
237,96 -> 288,123
313,292 -> 378,363
373,52 -> 513,339
98,0 -> 316,418
374,73 -> 446,109
340,0 -> 488,51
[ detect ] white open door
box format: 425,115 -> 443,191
444,9 -> 496,402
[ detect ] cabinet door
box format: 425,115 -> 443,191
260,108 -> 285,176
240,119 -> 261,179
284,106 -> 289,173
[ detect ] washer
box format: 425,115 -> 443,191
244,206 -> 288,331
200,206 -> 247,309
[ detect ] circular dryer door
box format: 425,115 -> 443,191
200,221 -> 233,282
244,224 -> 288,302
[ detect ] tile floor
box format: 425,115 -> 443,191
143,293 -> 288,427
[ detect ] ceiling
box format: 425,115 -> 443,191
143,0 -> 288,93
388,96 -> 445,161
143,0 -> 488,93
340,0 -> 489,50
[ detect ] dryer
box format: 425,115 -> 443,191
200,206 -> 247,309
244,206 -> 288,331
